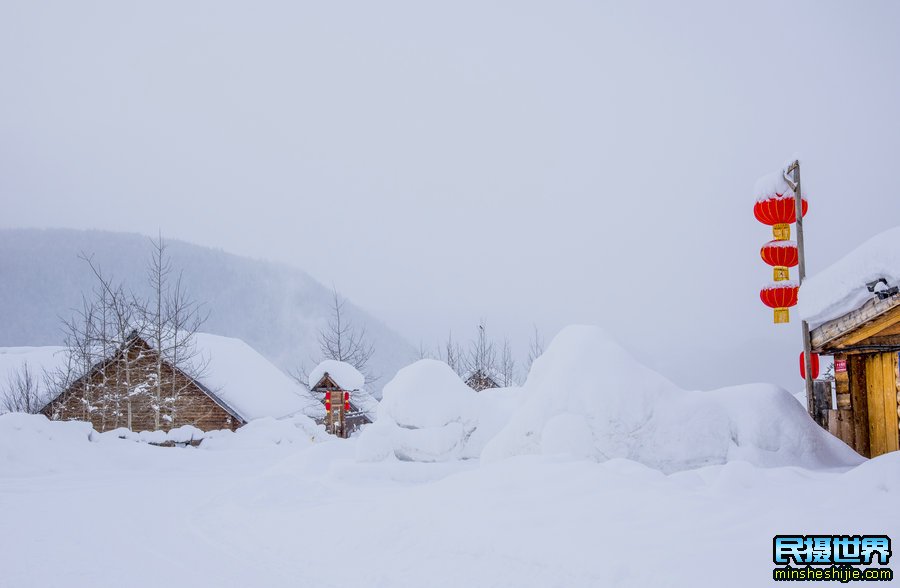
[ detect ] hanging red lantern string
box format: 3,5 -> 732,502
760,282 -> 799,324
754,193 -> 808,240
760,240 -> 799,281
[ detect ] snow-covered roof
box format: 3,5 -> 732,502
799,225 -> 900,328
0,346 -> 69,382
192,333 -> 318,421
308,360 -> 365,391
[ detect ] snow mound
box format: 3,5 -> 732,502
0,413 -> 98,476
481,326 -> 862,473
101,424 -> 207,444
200,415 -> 329,450
799,225 -> 900,327
356,360 -> 523,462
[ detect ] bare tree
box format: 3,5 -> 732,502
464,321 -> 497,390
439,330 -> 465,376
317,286 -> 375,378
526,325 -> 545,373
161,268 -> 208,426
142,235 -> 207,428
80,254 -> 146,430
2,361 -> 44,414
415,340 -> 436,361
47,243 -> 208,431
499,338 -> 518,387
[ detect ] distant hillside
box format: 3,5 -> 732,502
0,228 -> 414,396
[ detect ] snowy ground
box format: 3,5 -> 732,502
1,414 -> 898,588
2,327 -> 898,587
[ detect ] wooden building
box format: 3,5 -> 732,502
41,334 -> 243,432
308,360 -> 376,438
464,368 -> 500,392
39,332 -> 314,433
811,292 -> 900,457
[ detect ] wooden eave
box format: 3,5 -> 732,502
810,294 -> 900,354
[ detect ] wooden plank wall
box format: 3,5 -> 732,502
865,352 -> 900,457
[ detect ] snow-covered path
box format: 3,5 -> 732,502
2,431 -> 898,588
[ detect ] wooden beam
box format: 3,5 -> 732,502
811,298 -> 900,353
850,355 -> 870,457
866,354 -> 887,457
884,352 -> 899,453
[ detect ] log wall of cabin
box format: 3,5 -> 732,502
44,350 -> 239,433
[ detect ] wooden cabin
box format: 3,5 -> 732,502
811,293 -> 900,457
308,361 -> 375,438
39,332 -> 315,433
40,334 -> 244,432
465,368 -> 500,392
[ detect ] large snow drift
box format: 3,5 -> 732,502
356,360 -> 522,462
482,326 -> 862,472
799,225 -> 900,327
0,412 -> 328,476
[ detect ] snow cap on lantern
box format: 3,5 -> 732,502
760,240 -> 799,281
753,170 -> 808,240
760,281 -> 799,324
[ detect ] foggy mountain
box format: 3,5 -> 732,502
0,228 -> 415,395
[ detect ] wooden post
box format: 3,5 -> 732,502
788,159 -> 815,417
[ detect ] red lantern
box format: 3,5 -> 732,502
760,282 -> 799,324
325,391 -> 332,411
753,194 -> 808,240
799,352 -> 820,380
343,391 -> 350,412
760,240 -> 799,281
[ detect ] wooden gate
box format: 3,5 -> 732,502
864,352 -> 900,456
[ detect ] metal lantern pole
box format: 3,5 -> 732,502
786,160 -> 815,415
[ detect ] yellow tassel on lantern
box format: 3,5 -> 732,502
773,266 -> 790,281
772,224 -> 790,240
774,308 -> 790,324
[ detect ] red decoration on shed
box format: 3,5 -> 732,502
760,283 -> 799,324
753,195 -> 808,240
343,391 -> 350,412
325,391 -> 332,411
760,240 -> 799,281
799,352 -> 820,380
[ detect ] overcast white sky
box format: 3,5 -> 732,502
2,1 -> 900,390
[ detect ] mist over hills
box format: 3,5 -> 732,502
0,228 -> 414,395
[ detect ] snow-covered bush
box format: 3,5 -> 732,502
482,325 -> 863,472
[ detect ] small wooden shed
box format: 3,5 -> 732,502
308,360 -> 376,438
811,293 -> 900,457
464,368 -> 500,392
